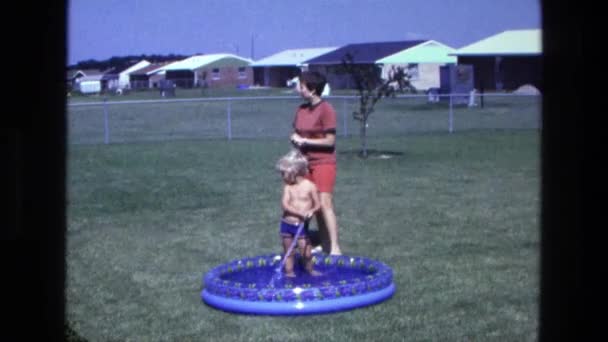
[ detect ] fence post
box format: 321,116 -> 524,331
448,94 -> 454,134
226,99 -> 232,140
103,98 -> 110,144
342,98 -> 348,137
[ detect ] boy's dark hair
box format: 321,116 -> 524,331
299,71 -> 327,96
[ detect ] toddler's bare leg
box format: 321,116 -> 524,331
282,237 -> 296,277
299,238 -> 321,276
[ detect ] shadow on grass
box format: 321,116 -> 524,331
338,149 -> 405,159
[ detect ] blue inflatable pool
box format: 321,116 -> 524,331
201,254 -> 395,315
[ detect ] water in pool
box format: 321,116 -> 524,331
220,263 -> 375,288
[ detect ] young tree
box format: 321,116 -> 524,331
341,53 -> 416,157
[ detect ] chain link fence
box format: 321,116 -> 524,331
67,93 -> 541,145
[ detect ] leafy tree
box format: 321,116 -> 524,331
341,53 -> 416,158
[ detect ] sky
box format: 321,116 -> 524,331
68,0 -> 541,65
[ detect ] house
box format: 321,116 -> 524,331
66,69 -> 84,90
250,47 -> 338,87
129,62 -> 172,89
117,60 -> 150,89
451,29 -> 542,91
156,53 -> 253,88
375,40 -> 457,91
66,69 -> 101,91
101,72 -> 120,91
69,67 -> 126,94
76,74 -> 103,94
302,40 -> 453,90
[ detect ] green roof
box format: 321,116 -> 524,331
376,40 -> 457,64
453,29 -> 542,56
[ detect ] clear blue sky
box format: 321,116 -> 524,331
68,0 -> 541,65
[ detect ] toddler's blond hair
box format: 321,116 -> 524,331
276,149 -> 308,183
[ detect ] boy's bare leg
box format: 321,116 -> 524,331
282,237 -> 296,277
319,192 -> 341,255
299,238 -> 322,276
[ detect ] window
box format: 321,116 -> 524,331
407,64 -> 419,80
238,67 -> 247,79
212,68 -> 220,80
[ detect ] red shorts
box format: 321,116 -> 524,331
305,163 -> 336,193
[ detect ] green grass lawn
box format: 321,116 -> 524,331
66,130 -> 539,341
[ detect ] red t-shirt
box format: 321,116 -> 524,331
292,100 -> 337,165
